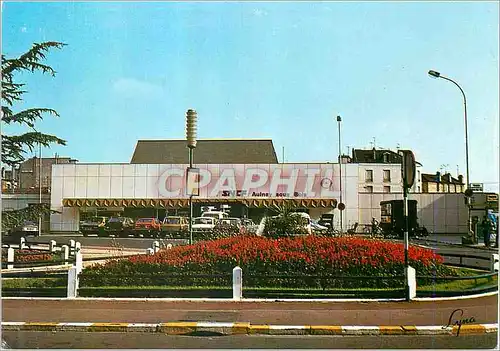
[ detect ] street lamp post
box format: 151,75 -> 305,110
38,142 -> 42,237
428,70 -> 473,241
186,109 -> 198,245
337,115 -> 343,233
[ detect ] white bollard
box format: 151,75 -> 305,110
20,237 -> 26,250
67,267 -> 78,298
407,266 -> 416,300
491,254 -> 499,272
74,249 -> 83,274
49,240 -> 57,253
153,241 -> 160,254
7,247 -> 14,269
69,239 -> 75,256
61,245 -> 69,265
146,248 -> 154,255
232,266 -> 243,301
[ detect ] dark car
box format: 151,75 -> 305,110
80,216 -> 108,237
318,213 -> 334,228
102,217 -> 135,237
8,220 -> 39,237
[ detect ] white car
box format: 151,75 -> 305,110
192,217 -> 217,232
311,220 -> 328,233
201,211 -> 229,220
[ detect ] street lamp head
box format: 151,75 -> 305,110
186,109 -> 197,149
428,70 -> 441,78
336,115 -> 342,122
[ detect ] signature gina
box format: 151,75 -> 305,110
442,309 -> 476,336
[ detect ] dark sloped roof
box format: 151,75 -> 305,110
351,148 -> 423,166
352,148 -> 401,164
130,139 -> 278,164
422,173 -> 464,185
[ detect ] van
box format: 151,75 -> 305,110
201,211 -> 229,220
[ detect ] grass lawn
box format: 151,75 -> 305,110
3,270 -> 497,294
417,275 -> 498,292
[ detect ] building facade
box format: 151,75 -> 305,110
421,172 -> 465,193
46,140 -> 491,235
18,156 -> 78,191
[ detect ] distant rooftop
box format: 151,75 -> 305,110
352,148 -> 422,165
130,139 -> 279,164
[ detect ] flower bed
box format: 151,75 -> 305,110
80,235 -> 457,289
1,248 -> 56,263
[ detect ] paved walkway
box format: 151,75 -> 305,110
2,294 -> 498,326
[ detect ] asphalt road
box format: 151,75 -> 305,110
2,331 -> 498,349
3,295 -> 498,325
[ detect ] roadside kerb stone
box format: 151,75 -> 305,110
1,322 -> 497,335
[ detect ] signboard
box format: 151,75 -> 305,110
157,164 -> 341,199
186,167 -> 200,196
398,150 -> 415,189
469,183 -> 484,192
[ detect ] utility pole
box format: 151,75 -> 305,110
186,109 -> 198,245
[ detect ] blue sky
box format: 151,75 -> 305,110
2,1 -> 499,191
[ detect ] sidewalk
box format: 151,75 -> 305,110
2,295 -> 498,335
415,233 -> 499,251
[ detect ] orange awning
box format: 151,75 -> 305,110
62,198 -> 338,209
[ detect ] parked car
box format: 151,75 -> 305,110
318,213 -> 334,229
217,217 -> 244,233
161,216 -> 189,238
192,217 -> 217,232
242,218 -> 258,234
102,217 -> 135,237
7,220 -> 39,237
201,211 -> 229,220
134,218 -> 161,237
80,216 -> 108,237
311,220 -> 328,234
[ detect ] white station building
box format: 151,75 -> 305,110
49,139 -> 472,234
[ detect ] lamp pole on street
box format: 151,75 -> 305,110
428,70 -> 473,241
186,109 -> 198,245
337,115 -> 343,233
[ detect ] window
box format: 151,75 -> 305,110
383,170 -> 391,182
383,186 -> 390,193
365,186 -> 373,193
365,170 -> 373,182
418,186 -> 421,192
383,153 -> 389,163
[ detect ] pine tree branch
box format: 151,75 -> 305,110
2,108 -> 60,125
1,42 -> 66,77
2,132 -> 67,167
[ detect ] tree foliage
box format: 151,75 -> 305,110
1,42 -> 67,231
2,41 -> 67,167
263,203 -> 310,238
2,204 -> 59,233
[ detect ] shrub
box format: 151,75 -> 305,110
80,235 -> 456,289
263,215 -> 309,238
193,223 -> 240,241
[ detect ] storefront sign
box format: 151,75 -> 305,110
157,164 -> 339,199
